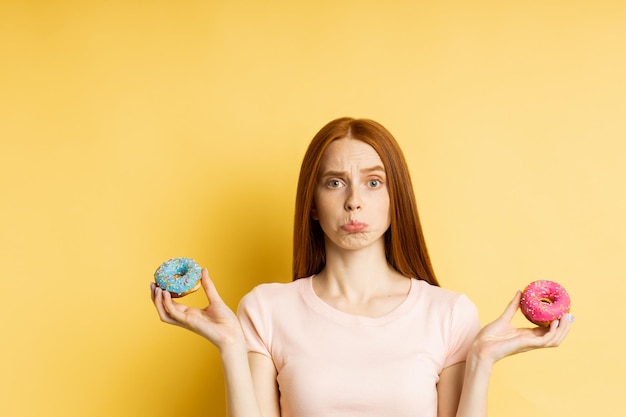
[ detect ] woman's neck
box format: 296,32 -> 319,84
314,239 -> 409,307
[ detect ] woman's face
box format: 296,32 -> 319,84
313,138 -> 391,252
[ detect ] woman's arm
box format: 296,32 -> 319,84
438,291 -> 573,417
437,362 -> 466,417
151,269 -> 278,417
249,353 -> 281,416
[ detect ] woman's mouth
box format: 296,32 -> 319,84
341,220 -> 368,233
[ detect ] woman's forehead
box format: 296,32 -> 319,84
319,138 -> 384,171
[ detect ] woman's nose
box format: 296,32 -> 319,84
345,186 -> 362,211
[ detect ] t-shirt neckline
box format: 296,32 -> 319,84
299,276 -> 420,327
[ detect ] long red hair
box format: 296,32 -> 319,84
292,117 -> 439,286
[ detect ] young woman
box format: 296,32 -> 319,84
150,117 -> 573,417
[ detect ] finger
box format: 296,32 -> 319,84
499,290 -> 522,322
153,287 -> 179,326
540,315 -> 571,347
542,319 -> 564,346
161,289 -> 192,325
201,268 -> 225,305
161,289 -> 180,315
551,313 -> 573,345
150,282 -> 156,302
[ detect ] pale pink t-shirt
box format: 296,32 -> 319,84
237,277 -> 481,417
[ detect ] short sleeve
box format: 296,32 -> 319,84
443,294 -> 481,368
237,288 -> 272,357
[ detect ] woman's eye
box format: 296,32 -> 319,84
368,179 -> 382,188
327,180 -> 343,188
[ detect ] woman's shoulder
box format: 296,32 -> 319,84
410,280 -> 480,336
239,277 -> 309,308
413,279 -> 477,310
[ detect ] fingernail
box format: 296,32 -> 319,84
565,313 -> 576,322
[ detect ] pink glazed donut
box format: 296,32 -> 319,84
520,280 -> 571,327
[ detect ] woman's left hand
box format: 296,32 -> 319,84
472,290 -> 574,365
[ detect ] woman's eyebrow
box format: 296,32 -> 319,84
319,165 -> 386,177
362,165 -> 386,174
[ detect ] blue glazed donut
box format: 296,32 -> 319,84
154,257 -> 202,297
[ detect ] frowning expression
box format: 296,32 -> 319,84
313,138 -> 391,252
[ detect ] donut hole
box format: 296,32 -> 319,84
539,297 -> 553,304
173,267 -> 190,279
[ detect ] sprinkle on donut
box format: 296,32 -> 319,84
520,280 -> 571,327
154,257 -> 202,298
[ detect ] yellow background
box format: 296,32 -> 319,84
1,1 -> 624,416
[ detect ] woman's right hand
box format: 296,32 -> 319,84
150,268 -> 245,351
